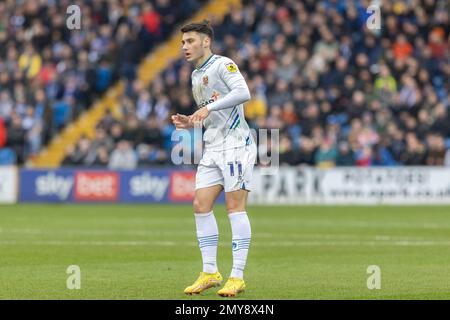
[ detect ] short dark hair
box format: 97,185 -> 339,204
181,20 -> 214,41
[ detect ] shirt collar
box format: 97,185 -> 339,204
196,54 -> 215,70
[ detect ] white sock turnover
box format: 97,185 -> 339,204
229,211 -> 251,279
195,211 -> 218,274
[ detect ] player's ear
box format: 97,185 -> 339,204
203,36 -> 210,49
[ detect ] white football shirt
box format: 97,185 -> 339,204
191,54 -> 253,151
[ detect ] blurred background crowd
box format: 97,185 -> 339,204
0,0 -> 449,169
0,0 -> 205,165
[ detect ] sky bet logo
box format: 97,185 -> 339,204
129,173 -> 169,200
74,172 -> 119,202
36,172 -> 73,201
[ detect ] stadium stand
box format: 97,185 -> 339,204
0,0 -> 208,166
1,0 -> 449,168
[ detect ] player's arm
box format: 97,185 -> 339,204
190,59 -> 250,123
206,59 -> 250,112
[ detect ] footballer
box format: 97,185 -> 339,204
171,20 -> 256,297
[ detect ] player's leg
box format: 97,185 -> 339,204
225,188 -> 248,213
193,184 -> 223,213
217,189 -> 250,297
184,161 -> 224,295
218,145 -> 256,297
192,184 -> 223,275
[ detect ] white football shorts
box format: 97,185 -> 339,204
195,144 -> 257,193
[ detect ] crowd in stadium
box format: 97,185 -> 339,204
0,0 -> 205,165
1,0 -> 450,168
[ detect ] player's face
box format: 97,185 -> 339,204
181,31 -> 208,63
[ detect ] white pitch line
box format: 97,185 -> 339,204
254,220 -> 450,229
1,239 -> 450,247
1,229 -> 441,242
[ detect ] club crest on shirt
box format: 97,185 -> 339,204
202,75 -> 209,86
225,62 -> 237,73
211,91 -> 220,101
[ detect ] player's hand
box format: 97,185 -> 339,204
171,114 -> 193,130
190,107 -> 210,125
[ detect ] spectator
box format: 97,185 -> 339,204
355,146 -> 373,167
402,133 -> 426,165
61,145 -> 79,166
92,146 -> 110,168
18,43 -> 42,79
141,116 -> 164,148
314,138 -> 338,168
0,91 -> 13,120
137,144 -> 154,167
136,91 -> 153,121
85,127 -> 115,165
71,136 -> 92,166
109,140 -> 138,170
279,134 -> 299,166
140,3 -> 162,51
374,64 -> 397,94
425,133 -> 447,165
136,143 -> 167,167
430,104 -> 450,137
52,99 -> 70,130
23,107 -> 43,156
95,59 -> 113,94
109,122 -> 125,144
336,141 -> 355,166
142,3 -> 162,36
6,113 -> 25,164
372,139 -> 397,166
295,137 -> 314,166
0,117 -> 6,148
122,115 -> 143,147
428,27 -> 448,60
393,34 -> 413,60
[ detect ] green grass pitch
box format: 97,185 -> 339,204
0,204 -> 449,299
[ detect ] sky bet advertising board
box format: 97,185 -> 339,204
17,169 -> 216,204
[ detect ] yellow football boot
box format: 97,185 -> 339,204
217,277 -> 246,297
184,272 -> 223,295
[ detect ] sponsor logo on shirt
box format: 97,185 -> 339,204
225,62 -> 237,73
198,91 -> 220,108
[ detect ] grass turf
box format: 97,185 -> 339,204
0,204 -> 449,299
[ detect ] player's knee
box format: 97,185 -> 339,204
226,199 -> 245,214
193,198 -> 212,213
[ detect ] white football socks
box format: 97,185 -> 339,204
229,211 -> 251,280
195,211 -> 219,274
